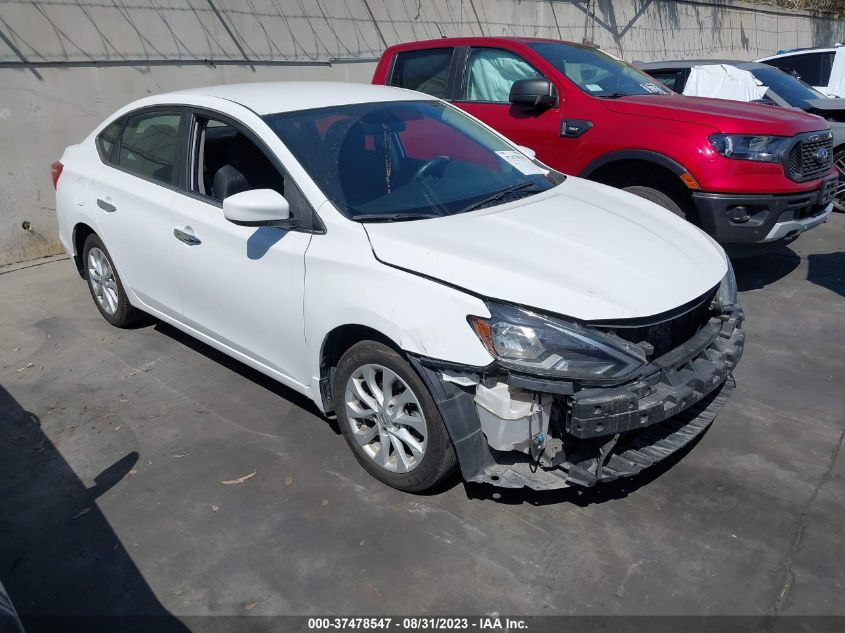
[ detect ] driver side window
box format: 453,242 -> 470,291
461,48 -> 544,103
192,116 -> 284,203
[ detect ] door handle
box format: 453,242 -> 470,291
173,227 -> 201,246
97,198 -> 116,213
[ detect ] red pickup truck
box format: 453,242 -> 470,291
372,37 -> 836,248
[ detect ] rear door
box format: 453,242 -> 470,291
451,47 -> 563,166
92,108 -> 185,317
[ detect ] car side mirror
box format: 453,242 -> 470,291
509,79 -> 557,108
516,145 -> 537,159
223,189 -> 291,227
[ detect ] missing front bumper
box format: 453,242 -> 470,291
409,309 -> 744,491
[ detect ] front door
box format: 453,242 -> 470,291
169,113 -> 311,385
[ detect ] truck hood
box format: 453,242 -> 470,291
601,94 -> 829,135
364,177 -> 728,322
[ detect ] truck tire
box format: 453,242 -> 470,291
333,341 -> 457,492
623,185 -> 687,220
82,233 -> 147,328
833,148 -> 845,213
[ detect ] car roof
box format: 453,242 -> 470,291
162,81 -> 425,116
637,60 -> 769,71
757,47 -> 840,60
389,36 -> 599,50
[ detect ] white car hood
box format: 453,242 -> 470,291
364,177 -> 728,321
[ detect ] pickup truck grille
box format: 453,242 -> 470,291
593,287 -> 717,359
786,131 -> 833,183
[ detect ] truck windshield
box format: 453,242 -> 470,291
749,66 -> 824,110
264,100 -> 563,221
528,42 -> 671,98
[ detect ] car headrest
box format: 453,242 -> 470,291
213,165 -> 250,201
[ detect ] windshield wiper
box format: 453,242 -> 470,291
352,213 -> 440,223
458,181 -> 538,214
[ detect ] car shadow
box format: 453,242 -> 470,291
151,321 -> 339,434
806,251 -> 845,298
0,384 -> 188,632
732,245 -> 801,291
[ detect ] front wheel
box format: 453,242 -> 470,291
833,148 -> 845,213
623,185 -> 688,220
333,341 -> 457,492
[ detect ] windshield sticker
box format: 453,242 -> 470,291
641,82 -> 665,94
586,84 -> 603,92
496,151 -> 549,175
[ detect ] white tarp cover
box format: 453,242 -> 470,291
682,64 -> 768,101
826,48 -> 845,98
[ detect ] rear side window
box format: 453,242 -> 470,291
389,48 -> 454,98
116,111 -> 182,185
96,120 -> 122,163
766,52 -> 830,86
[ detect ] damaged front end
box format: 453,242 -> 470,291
409,284 -> 745,490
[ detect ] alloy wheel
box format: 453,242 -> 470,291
344,364 -> 428,473
835,155 -> 845,212
87,247 -> 119,315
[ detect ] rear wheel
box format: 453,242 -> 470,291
623,185 -> 688,220
82,234 -> 146,328
333,341 -> 456,492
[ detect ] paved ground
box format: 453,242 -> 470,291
1,216 -> 843,627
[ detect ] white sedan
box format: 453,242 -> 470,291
54,82 -> 744,492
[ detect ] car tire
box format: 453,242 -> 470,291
82,233 -> 146,328
333,341 -> 457,492
833,148 -> 845,213
623,185 -> 688,220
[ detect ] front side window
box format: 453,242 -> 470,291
116,111 -> 181,184
645,69 -> 686,93
461,48 -> 544,103
389,48 -> 454,99
191,116 -> 284,203
529,42 -> 671,98
264,100 -> 563,221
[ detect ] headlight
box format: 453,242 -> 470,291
468,302 -> 646,381
715,259 -> 738,309
708,134 -> 789,163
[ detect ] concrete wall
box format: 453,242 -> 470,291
2,0 -> 844,265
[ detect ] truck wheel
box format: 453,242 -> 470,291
82,233 -> 146,328
333,341 -> 457,492
833,149 -> 845,213
623,185 -> 687,220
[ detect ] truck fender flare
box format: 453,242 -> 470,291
579,149 -> 689,179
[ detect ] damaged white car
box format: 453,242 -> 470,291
55,82 -> 744,492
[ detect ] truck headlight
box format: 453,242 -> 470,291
715,259 -> 738,309
708,134 -> 789,163
468,302 -> 646,381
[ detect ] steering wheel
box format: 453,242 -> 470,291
412,155 -> 451,181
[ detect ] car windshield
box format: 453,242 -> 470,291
749,66 -> 825,110
528,42 -> 672,97
263,100 -> 563,221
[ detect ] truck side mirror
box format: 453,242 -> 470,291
509,79 -> 557,108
